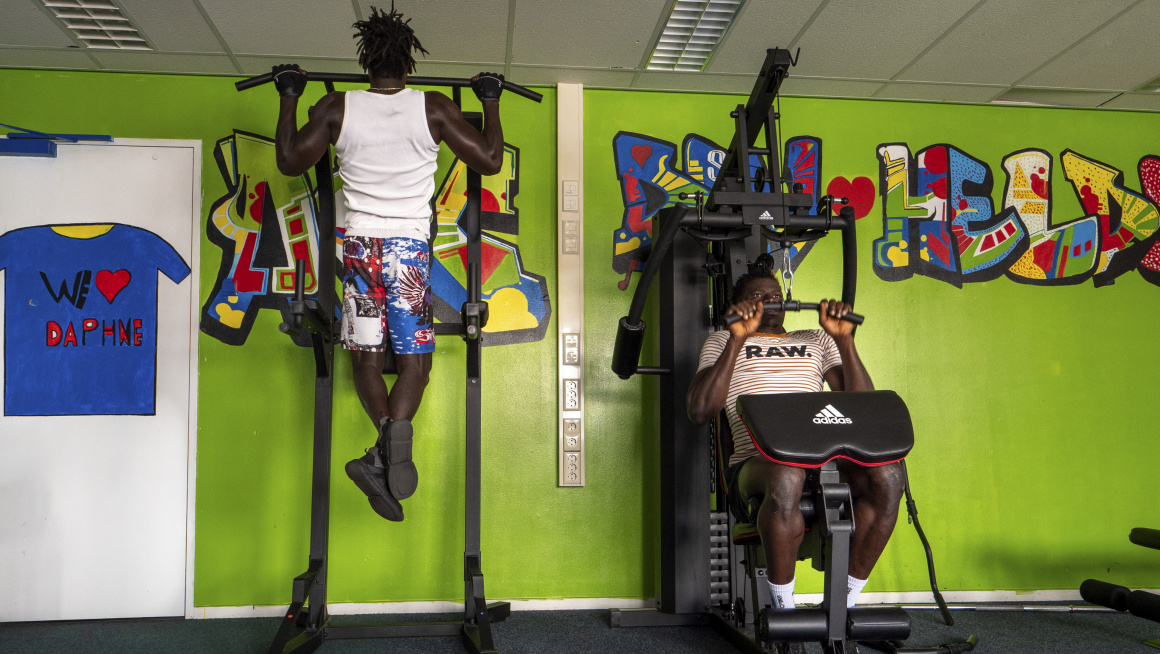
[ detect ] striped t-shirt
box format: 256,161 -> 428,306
696,330 -> 842,465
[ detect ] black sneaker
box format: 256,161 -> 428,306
345,450 -> 403,522
379,419 -> 418,500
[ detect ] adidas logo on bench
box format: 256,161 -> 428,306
813,404 -> 852,425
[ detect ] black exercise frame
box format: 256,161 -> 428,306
235,72 -> 542,654
609,48 -> 953,653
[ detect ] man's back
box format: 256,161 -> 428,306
337,89 -> 439,219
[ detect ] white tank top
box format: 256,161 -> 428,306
335,88 -> 439,239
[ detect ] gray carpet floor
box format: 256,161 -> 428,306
1,606 -> 1156,653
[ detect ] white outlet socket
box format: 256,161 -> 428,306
564,379 -> 580,410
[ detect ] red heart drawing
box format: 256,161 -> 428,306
630,144 -> 653,169
95,269 -> 131,303
826,176 -> 876,219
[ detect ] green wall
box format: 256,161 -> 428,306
2,67 -> 1158,607
584,89 -> 1160,594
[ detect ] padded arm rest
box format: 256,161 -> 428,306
736,391 -> 914,467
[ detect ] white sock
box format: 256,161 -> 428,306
847,575 -> 868,608
767,575 -> 796,609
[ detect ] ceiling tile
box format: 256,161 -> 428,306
875,82 -> 1003,104
994,87 -> 1120,108
356,0 -> 510,64
116,0 -> 224,54
511,0 -> 669,68
704,0 -> 826,75
633,71 -> 753,94
1020,1 -> 1160,91
90,51 -> 238,75
790,0 -> 981,79
0,47 -> 93,70
236,56 -> 363,76
780,77 -> 883,98
198,0 -> 357,58
899,0 -> 1137,86
0,1 -> 74,48
413,60 -> 504,79
1101,93 -> 1160,112
508,65 -> 636,89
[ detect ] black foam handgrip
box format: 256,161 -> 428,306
1129,590 -> 1160,623
1130,528 -> 1160,551
758,607 -> 828,643
1080,579 -> 1130,611
846,607 -> 912,641
611,317 -> 646,380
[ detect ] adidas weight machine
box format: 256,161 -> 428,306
608,48 -> 971,654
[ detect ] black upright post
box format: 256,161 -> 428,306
658,230 -> 713,614
459,110 -> 506,654
307,144 -> 337,630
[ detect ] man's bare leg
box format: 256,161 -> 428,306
349,350 -> 431,425
388,353 -> 431,420
843,461 -> 905,580
739,458 -> 809,584
351,349 -> 390,426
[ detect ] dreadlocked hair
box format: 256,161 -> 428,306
353,3 -> 429,79
730,253 -> 781,304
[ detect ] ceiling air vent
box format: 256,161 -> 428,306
647,0 -> 745,72
42,0 -> 151,50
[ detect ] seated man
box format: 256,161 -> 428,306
271,5 -> 506,522
686,263 -> 904,609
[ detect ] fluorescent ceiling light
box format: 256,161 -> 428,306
991,88 -> 1111,108
42,0 -> 151,51
1136,76 -> 1160,93
647,0 -> 745,72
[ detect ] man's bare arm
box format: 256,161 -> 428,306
819,299 -> 873,392
425,91 -> 503,175
687,336 -> 744,425
686,298 -> 764,425
275,91 -> 343,176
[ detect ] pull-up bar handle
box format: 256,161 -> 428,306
235,71 -> 543,103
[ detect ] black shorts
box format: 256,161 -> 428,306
724,459 -> 755,524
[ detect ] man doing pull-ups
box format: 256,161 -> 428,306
686,261 -> 904,609
272,4 -> 505,522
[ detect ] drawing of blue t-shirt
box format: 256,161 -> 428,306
0,224 -> 191,416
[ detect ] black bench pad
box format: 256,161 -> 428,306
735,391 -> 914,467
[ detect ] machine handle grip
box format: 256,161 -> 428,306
722,302 -> 864,326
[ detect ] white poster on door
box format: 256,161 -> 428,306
0,139 -> 200,621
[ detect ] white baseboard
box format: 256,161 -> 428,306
189,597 -> 652,620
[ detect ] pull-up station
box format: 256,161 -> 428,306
235,70 -> 541,654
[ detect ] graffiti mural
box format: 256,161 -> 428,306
873,144 -> 1027,287
200,131 -> 330,347
430,146 -> 551,346
201,131 -> 549,348
873,143 -> 1160,288
611,132 -> 857,290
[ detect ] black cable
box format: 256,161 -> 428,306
901,459 -> 955,626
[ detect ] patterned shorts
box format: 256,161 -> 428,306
340,235 -> 434,354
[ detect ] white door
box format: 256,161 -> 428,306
0,139 -> 200,621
